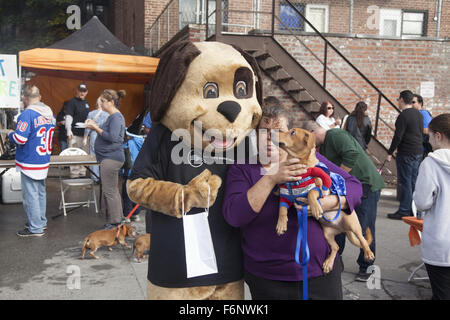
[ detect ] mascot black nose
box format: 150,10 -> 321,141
217,101 -> 241,123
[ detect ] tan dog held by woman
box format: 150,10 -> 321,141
131,233 -> 151,263
81,224 -> 137,259
276,128 -> 375,273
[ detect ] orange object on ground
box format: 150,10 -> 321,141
402,216 -> 423,247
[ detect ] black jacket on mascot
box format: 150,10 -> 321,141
127,40 -> 263,299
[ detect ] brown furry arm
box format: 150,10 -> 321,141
127,178 -> 184,218
127,169 -> 222,218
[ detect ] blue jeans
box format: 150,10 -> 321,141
60,139 -> 68,152
396,153 -> 422,214
355,185 -> 381,272
21,173 -> 47,233
89,141 -> 100,182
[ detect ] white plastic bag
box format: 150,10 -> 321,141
182,186 -> 218,278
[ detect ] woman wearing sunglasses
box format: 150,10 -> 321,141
316,101 -> 341,131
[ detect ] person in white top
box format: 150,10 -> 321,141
315,101 -> 341,130
413,113 -> 450,300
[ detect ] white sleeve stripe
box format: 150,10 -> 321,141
13,133 -> 28,144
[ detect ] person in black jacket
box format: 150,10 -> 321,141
65,83 -> 90,178
345,101 -> 372,151
386,90 -> 423,220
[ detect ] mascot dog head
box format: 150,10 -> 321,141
149,41 -> 262,150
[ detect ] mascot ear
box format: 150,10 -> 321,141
150,41 -> 201,122
231,45 -> 263,106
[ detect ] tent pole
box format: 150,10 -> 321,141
18,65 -> 22,115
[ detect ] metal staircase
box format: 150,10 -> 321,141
149,0 -> 401,184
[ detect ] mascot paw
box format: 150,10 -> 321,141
185,169 -> 222,211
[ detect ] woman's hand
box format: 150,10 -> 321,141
85,119 -> 98,130
266,158 -> 307,185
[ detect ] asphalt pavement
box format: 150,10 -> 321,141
0,173 -> 431,300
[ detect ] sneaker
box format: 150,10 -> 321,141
130,215 -> 140,222
17,228 -> 45,237
121,217 -> 131,223
355,270 -> 373,282
25,223 -> 47,231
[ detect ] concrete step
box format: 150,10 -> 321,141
302,101 -> 321,113
289,90 -> 314,103
258,56 -> 281,71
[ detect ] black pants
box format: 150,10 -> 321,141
245,255 -> 344,300
425,263 -> 450,300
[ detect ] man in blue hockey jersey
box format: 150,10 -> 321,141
8,85 -> 56,237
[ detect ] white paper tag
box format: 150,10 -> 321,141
182,186 -> 218,278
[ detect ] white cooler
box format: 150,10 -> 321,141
1,168 -> 23,204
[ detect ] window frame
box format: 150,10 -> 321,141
305,4 -> 329,33
401,9 -> 428,37
379,8 -> 428,38
379,8 -> 402,37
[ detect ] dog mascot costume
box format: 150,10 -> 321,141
127,41 -> 262,299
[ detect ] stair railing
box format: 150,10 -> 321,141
279,0 -> 400,140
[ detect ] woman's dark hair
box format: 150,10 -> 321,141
102,89 -> 126,108
351,101 -> 368,128
428,113 -> 450,141
263,96 -> 281,109
319,101 -> 334,116
261,104 -> 291,128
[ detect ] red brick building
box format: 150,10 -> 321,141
106,0 -> 449,159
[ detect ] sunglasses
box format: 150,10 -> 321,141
327,107 -> 334,110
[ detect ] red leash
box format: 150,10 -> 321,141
126,204 -> 140,220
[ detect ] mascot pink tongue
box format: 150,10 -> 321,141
210,136 -> 234,149
126,40 -> 262,300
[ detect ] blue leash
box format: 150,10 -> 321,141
295,202 -> 310,300
293,190 -> 342,300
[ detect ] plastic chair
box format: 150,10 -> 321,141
407,200 -> 429,282
58,148 -> 98,216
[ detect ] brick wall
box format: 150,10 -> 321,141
110,0 -> 145,53
144,0 -> 173,50
142,0 -> 449,53
176,23 -> 449,148
224,0 -> 450,38
261,72 -> 312,127
275,33 -> 450,147
137,1 -> 449,148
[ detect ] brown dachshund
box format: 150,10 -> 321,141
131,233 -> 151,263
276,128 -> 374,274
81,224 -> 137,259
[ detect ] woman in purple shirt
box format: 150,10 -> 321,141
223,103 -> 362,300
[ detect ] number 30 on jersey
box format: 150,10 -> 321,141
36,127 -> 55,156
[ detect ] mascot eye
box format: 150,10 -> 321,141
235,81 -> 247,98
203,83 -> 219,99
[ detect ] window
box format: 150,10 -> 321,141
402,11 -> 427,37
279,2 -> 305,30
379,8 -> 428,37
279,3 -> 329,33
179,0 -> 216,29
379,8 -> 401,37
305,4 -> 329,33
